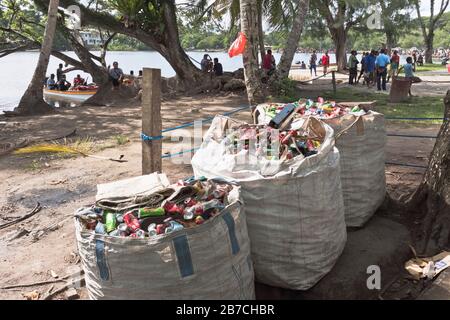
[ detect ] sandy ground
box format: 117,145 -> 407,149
0,88 -> 443,300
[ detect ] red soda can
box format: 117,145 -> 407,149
184,197 -> 197,207
194,205 -> 204,215
156,224 -> 166,235
123,211 -> 141,232
163,202 -> 184,214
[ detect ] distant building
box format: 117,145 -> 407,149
79,30 -> 102,47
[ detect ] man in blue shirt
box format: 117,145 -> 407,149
364,50 -> 376,87
46,74 -> 57,90
375,48 -> 390,91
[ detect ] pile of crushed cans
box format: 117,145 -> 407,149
75,177 -> 232,239
222,124 -> 323,161
263,97 -> 364,120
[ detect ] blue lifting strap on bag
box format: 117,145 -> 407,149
95,239 -> 110,281
173,235 -> 194,278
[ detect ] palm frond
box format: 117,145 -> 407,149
14,144 -> 84,155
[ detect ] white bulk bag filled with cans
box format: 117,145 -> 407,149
75,175 -> 255,300
191,116 -> 347,290
256,104 -> 386,227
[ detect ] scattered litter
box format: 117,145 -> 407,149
65,287 -> 79,300
405,251 -> 450,280
49,179 -> 68,185
22,291 -> 40,300
50,270 -> 58,279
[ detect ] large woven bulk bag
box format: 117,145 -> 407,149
191,116 -> 346,290
256,103 -> 386,227
75,178 -> 254,300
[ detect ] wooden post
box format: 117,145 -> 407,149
142,68 -> 162,175
332,71 -> 337,95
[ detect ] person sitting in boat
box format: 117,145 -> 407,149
46,74 -> 57,90
73,74 -> 86,87
57,75 -> 71,91
109,61 -> 124,89
122,70 -> 136,86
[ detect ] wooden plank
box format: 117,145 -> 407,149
142,68 -> 162,175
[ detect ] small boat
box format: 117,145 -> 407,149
43,86 -> 98,102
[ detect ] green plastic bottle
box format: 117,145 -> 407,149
138,207 -> 165,219
104,212 -> 117,233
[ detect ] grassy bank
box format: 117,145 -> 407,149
415,63 -> 448,72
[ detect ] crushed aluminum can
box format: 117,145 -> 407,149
109,229 -> 120,237
195,216 -> 205,225
135,229 -> 146,238
117,223 -> 130,236
183,207 -> 195,220
148,223 -> 157,237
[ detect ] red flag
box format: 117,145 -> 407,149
228,32 -> 247,58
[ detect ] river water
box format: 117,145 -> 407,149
0,50 -> 407,113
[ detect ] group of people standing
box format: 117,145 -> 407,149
308,50 -> 330,76
347,49 -> 415,94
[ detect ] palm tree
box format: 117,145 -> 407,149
13,0 -> 59,115
275,0 -> 310,79
240,0 -> 264,105
191,0 -> 310,79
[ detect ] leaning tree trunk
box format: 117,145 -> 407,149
240,0 -> 265,106
425,34 -> 434,64
38,0 -> 202,89
14,0 -> 59,115
331,27 -> 347,71
276,0 -> 310,79
406,90 -> 450,255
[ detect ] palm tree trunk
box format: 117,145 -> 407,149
257,0 -> 265,64
14,0 -> 59,115
276,0 -> 310,79
240,0 -> 264,106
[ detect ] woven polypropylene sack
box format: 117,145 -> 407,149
256,105 -> 386,227
322,112 -> 386,227
75,185 -> 255,300
191,116 -> 347,290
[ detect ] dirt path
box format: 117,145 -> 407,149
0,91 -> 442,299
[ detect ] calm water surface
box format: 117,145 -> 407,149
0,50 -> 407,113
